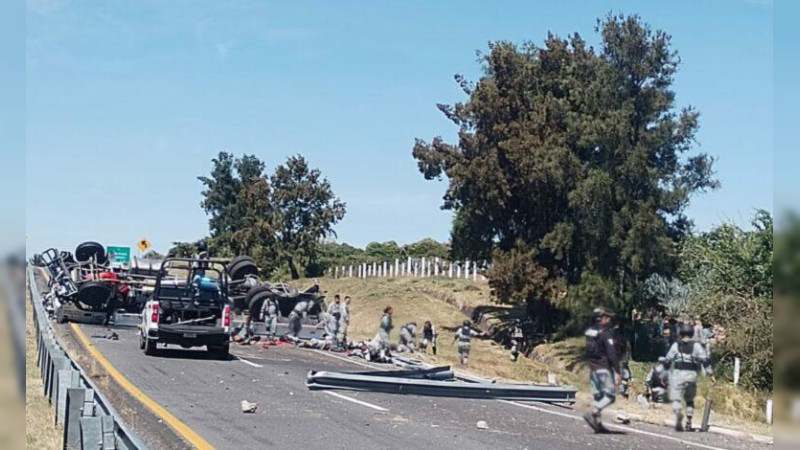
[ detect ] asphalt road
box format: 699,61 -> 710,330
70,323 -> 766,450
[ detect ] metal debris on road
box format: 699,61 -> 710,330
241,400 -> 258,413
306,366 -> 577,403
476,420 -> 489,430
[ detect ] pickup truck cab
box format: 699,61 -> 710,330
140,257 -> 232,359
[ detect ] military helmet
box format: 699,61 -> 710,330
463,320 -> 471,327
592,307 -> 615,320
679,323 -> 694,337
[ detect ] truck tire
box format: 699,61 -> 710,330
75,241 -> 108,264
246,286 -> 273,319
228,258 -> 259,281
143,336 -> 158,356
76,281 -> 113,310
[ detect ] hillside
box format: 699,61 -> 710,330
311,275 -> 772,435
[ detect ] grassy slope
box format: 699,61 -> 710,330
24,275 -> 62,449
315,275 -> 771,435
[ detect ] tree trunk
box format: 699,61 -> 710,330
287,256 -> 300,280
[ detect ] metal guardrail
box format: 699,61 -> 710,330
28,266 -> 147,450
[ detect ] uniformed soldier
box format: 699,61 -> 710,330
510,322 -> 524,362
326,294 -> 343,347
583,307 -> 620,433
666,323 -> 715,431
287,299 -> 311,339
420,321 -> 437,355
619,360 -> 632,399
374,306 -> 394,353
645,356 -> 670,403
398,322 -> 417,352
453,320 -> 483,366
259,295 -> 279,338
338,296 -> 351,344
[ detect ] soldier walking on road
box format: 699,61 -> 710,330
583,307 -> 620,433
338,296 -> 351,344
666,323 -> 715,431
453,320 -> 483,366
260,296 -> 279,338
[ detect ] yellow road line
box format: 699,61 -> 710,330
70,323 -> 214,449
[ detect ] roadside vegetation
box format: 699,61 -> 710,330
24,276 -> 62,449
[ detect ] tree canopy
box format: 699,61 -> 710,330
412,14 -> 717,332
198,152 -> 345,279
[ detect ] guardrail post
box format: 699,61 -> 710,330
80,416 -> 102,450
57,369 -> 80,425
49,354 -> 69,402
64,388 -> 87,450
101,416 -> 115,450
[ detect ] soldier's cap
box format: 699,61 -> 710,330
592,307 -> 615,318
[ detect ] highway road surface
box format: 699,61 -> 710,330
63,322 -> 766,450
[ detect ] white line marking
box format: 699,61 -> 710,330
324,390 -> 389,412
311,349 -> 383,370
235,356 -> 263,368
500,401 -> 731,450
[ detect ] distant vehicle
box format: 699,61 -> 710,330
140,257 -> 233,359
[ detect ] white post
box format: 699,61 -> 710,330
388,265 -> 393,278
349,265 -> 353,278
400,263 -> 405,277
733,358 -> 741,386
395,258 -> 399,277
373,262 -> 378,277
383,261 -> 388,278
407,257 -> 412,275
464,259 -> 470,279
335,266 -> 339,279
766,399 -> 773,424
456,263 -> 461,279
363,263 -> 367,278
449,262 -> 453,278
434,257 -> 440,277
421,257 -> 426,277
473,261 -> 477,281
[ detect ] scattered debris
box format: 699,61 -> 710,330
91,332 -> 119,340
476,420 -> 489,430
241,400 -> 258,413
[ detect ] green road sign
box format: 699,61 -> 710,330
107,246 -> 131,264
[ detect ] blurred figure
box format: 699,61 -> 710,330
645,357 -> 670,403
420,320 -> 437,355
583,307 -> 620,433
666,323 -> 715,431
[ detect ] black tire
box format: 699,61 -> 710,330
144,336 -> 158,356
228,258 -> 259,281
76,281 -> 113,310
139,330 -> 145,350
246,285 -> 273,318
75,241 -> 107,264
228,255 -> 255,270
208,344 -> 230,360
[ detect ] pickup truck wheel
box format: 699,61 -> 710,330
138,330 -> 145,350
144,336 -> 158,356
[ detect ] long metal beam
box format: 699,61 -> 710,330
306,368 -> 577,403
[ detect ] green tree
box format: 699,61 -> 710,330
270,155 -> 347,279
412,14 -> 717,334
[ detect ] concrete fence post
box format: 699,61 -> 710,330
407,257 -> 412,276
767,399 -> 773,424
456,263 -> 461,279
383,261 -> 388,278
349,266 -> 353,278
421,257 -> 426,278
449,262 -> 453,278
734,358 -> 741,386
335,267 -> 339,279
464,260 -> 470,279
473,261 -> 478,281
373,262 -> 377,278
434,258 -> 440,276
395,259 -> 399,277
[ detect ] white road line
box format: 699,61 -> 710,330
235,356 -> 263,368
500,400 -> 731,450
324,390 -> 389,412
311,349 -> 384,370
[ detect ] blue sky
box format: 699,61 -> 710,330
25,0 -> 774,255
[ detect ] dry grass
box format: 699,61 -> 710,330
315,275 -> 772,435
24,276 -> 62,449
